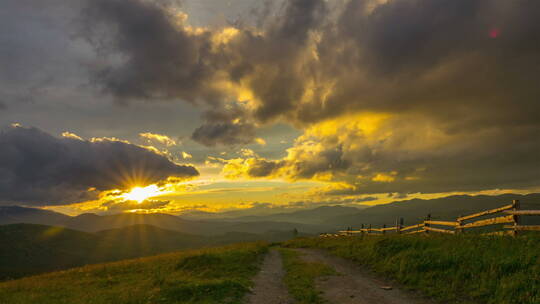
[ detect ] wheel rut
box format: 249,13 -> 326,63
245,249 -> 293,304
294,248 -> 434,304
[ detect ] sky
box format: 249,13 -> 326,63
1,0 -> 540,216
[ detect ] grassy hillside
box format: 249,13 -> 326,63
0,223 -> 298,281
285,235 -> 540,304
0,242 -> 268,304
0,224 -> 100,280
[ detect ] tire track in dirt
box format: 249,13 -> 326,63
245,249 -> 293,304
294,248 -> 434,304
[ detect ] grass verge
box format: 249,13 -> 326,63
279,248 -> 338,304
0,242 -> 268,304
284,235 -> 540,304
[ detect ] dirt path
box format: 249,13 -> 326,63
244,249 -> 293,304
294,248 -> 434,304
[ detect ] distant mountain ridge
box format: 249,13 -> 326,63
331,193 -> 540,228
0,206 -> 331,235
196,205 -> 363,225
2,193 -> 540,234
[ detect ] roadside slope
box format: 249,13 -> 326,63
0,242 -> 268,304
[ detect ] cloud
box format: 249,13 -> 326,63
80,0 -> 540,129
139,132 -> 177,146
255,138 -> 266,146
101,199 -> 171,213
190,103 -> 259,146
182,151 -> 193,159
0,125 -> 198,206
6,0 -> 540,196
191,121 -> 257,147
218,111 -> 540,195
61,131 -> 83,141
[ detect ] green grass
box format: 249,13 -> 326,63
279,248 -> 337,304
284,235 -> 540,304
0,242 -> 268,304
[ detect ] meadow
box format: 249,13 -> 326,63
284,235 -> 540,304
0,242 -> 268,304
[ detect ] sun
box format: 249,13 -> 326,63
122,185 -> 162,203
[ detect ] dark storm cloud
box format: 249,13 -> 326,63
298,0 -> 540,128
0,125 -> 198,206
80,0 -> 328,144
192,122 -> 256,146
190,103 -> 257,146
80,0 -> 540,195
81,0 -> 540,135
7,0 -> 540,196
80,0 -> 221,103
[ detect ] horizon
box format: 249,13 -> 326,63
3,192 -> 538,219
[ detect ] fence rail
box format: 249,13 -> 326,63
334,200 -> 540,237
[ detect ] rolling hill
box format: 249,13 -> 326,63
0,223 -> 299,281
0,242 -> 268,304
196,205 -> 363,225
0,206 -> 329,234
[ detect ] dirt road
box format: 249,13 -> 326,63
247,248 -> 432,304
244,249 -> 293,304
294,248 -> 433,304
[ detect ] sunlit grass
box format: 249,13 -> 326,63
284,235 -> 540,304
279,248 -> 337,304
0,242 -> 268,304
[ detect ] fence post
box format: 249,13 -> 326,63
512,200 -> 520,237
368,224 -> 372,235
395,218 -> 399,234
457,214 -> 463,234
382,224 -> 386,235
424,214 -> 431,235
399,218 -> 404,234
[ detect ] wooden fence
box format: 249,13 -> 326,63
333,200 -> 540,237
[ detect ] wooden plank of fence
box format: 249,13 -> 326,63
504,225 -> 540,231
482,231 -> 514,236
457,215 -> 514,229
505,210 -> 540,216
424,226 -> 455,234
424,220 -> 459,227
400,223 -> 424,232
457,203 -> 514,221
405,229 -> 425,235
380,226 -> 398,232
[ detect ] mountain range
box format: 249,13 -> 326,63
2,193 -> 540,280
2,193 -> 540,233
